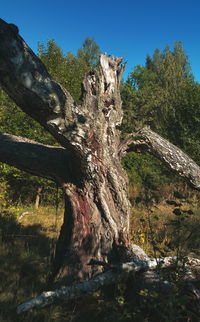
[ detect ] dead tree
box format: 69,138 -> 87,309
0,19 -> 200,311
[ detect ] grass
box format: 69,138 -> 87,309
129,195 -> 200,259
0,206 -> 64,321
0,196 -> 200,321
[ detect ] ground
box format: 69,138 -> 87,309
1,190 -> 200,321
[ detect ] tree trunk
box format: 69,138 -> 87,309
51,152 -> 131,283
35,186 -> 42,209
49,58 -> 131,283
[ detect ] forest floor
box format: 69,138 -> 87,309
0,195 -> 200,321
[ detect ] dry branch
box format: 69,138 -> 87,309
17,254 -> 200,313
17,270 -> 121,313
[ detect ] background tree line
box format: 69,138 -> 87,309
121,42 -> 200,200
0,39 -> 200,206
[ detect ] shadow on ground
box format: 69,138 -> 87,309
0,210 -> 52,321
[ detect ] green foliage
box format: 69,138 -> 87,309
0,88 -> 58,205
38,37 -> 100,102
122,152 -> 172,189
121,42 -> 200,144
0,89 -> 55,144
121,42 -> 200,191
77,37 -> 100,67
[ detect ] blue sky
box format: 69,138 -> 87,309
1,0 -> 200,82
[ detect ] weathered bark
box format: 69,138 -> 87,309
0,133 -> 74,183
48,54 -> 131,282
0,18 -> 200,288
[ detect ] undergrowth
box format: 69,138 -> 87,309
0,194 -> 200,321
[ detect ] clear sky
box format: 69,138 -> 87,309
1,0 -> 200,82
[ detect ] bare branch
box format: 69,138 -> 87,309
17,270 -> 121,313
0,132 -> 74,183
119,126 -> 200,190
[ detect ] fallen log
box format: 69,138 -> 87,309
17,253 -> 200,313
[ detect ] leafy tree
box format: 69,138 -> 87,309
38,37 -> 100,102
121,42 -> 195,134
77,37 -> 100,67
121,42 -> 200,191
